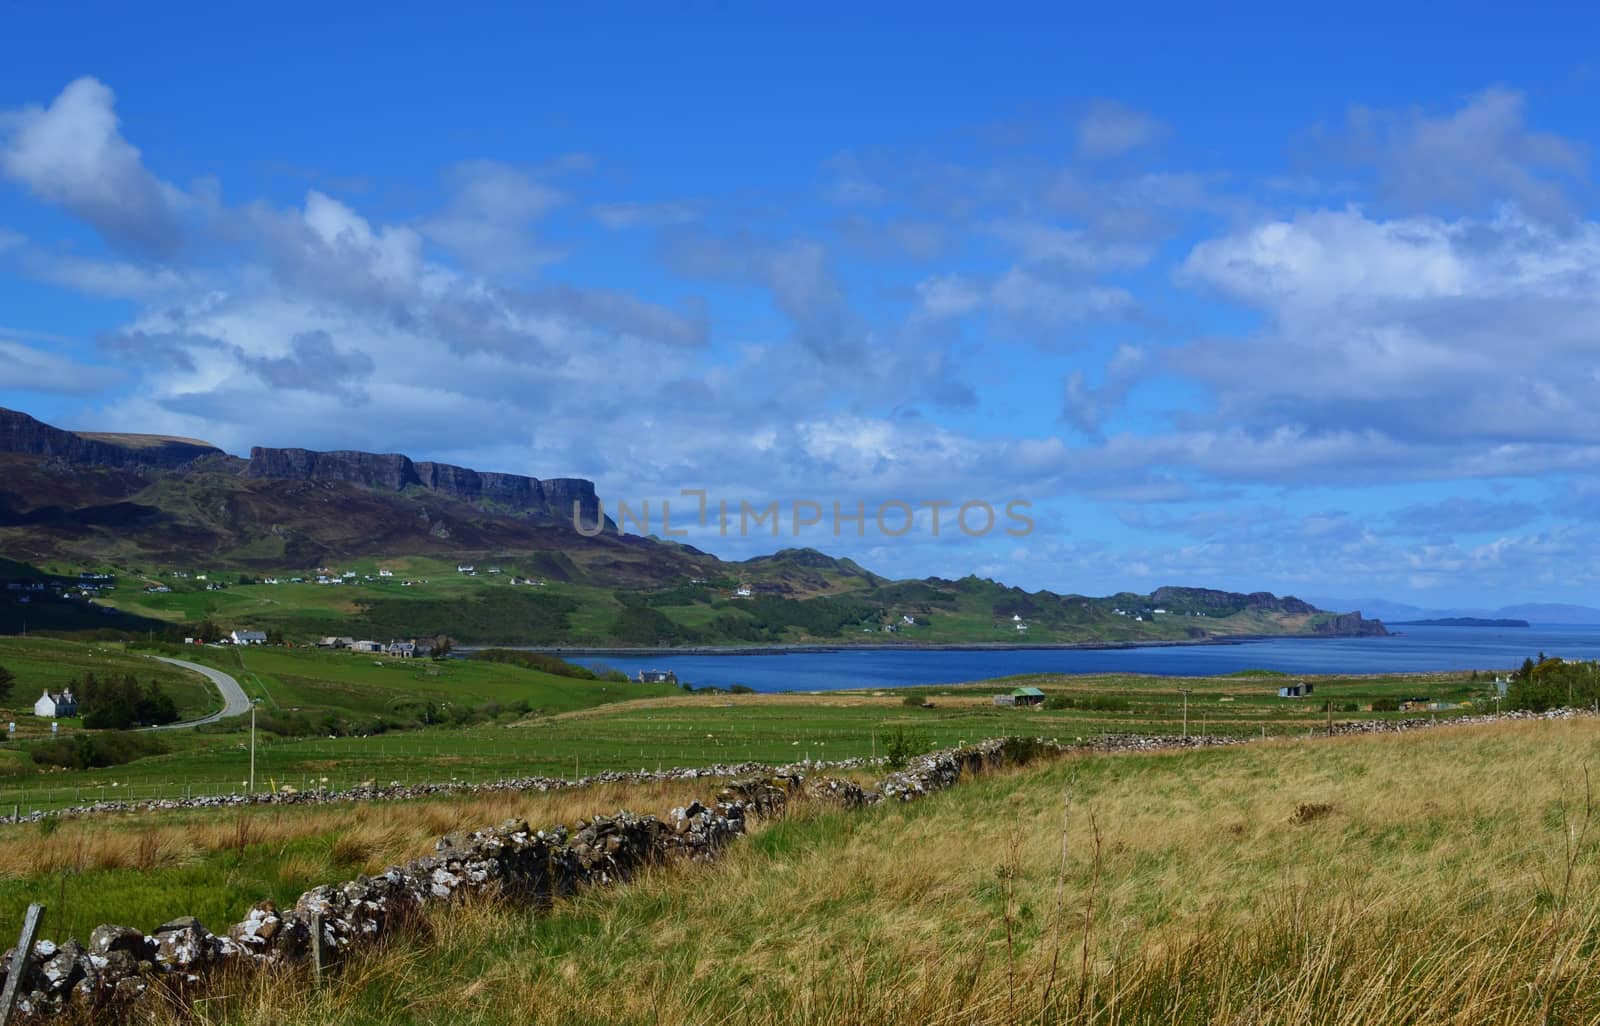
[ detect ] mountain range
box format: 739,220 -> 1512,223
0,406 -> 1387,645
1305,597 -> 1600,627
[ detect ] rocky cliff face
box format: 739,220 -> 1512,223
0,407 -> 221,470
1312,612 -> 1390,637
248,446 -> 599,523
246,447 -> 419,491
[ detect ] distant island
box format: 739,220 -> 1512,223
1390,617 -> 1530,628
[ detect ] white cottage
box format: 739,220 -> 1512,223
34,689 -> 79,718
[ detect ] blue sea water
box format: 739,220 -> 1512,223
570,624 -> 1600,693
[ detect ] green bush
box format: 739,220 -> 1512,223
999,736 -> 1048,765
878,727 -> 931,769
470,650 -> 598,680
31,731 -> 166,770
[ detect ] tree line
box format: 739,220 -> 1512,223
1506,655 -> 1600,712
72,671 -> 180,728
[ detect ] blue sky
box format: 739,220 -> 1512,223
2,3 -> 1598,606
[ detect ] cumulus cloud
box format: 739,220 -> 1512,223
1176,207 -> 1600,450
1331,88 -> 1587,221
238,329 -> 376,399
0,77 -> 193,256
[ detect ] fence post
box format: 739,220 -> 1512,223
0,903 -> 45,1026
310,910 -> 325,986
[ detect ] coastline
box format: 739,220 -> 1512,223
462,631 -> 1387,658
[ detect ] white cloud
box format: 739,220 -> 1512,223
0,77 -> 193,255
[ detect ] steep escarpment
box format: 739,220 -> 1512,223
247,447 -> 599,523
0,407 -> 221,470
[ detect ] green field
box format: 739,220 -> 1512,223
0,635 -> 1505,815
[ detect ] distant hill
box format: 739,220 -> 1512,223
1309,595 -> 1600,626
0,406 -> 1388,644
1390,618 -> 1531,628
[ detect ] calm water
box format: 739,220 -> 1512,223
571,624 -> 1600,692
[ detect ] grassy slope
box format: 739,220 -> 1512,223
0,637 -> 219,732
62,551 -> 1365,649
161,717 -> 1600,1026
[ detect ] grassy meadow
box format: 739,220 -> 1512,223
151,715 -> 1600,1026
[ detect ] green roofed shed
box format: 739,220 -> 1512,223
1011,686 -> 1046,707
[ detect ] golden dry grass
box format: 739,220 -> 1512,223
157,717 -> 1600,1025
0,777 -> 745,880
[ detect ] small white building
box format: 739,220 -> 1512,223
34,689 -> 78,718
230,629 -> 269,646
378,569 -> 394,578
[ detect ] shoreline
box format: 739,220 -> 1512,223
463,632 -> 1388,658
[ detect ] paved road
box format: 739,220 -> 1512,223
145,656 -> 251,730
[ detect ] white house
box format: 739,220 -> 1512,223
457,564 -> 475,574
735,584 -> 753,598
34,689 -> 78,718
378,569 -> 394,578
1011,613 -> 1023,622
230,629 -> 269,646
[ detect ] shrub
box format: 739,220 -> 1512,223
999,736 -> 1048,765
878,727 -> 931,769
31,731 -> 166,770
469,650 -> 598,680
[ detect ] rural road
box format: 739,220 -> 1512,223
145,656 -> 252,730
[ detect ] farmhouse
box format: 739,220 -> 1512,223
230,629 -> 268,646
34,689 -> 79,718
637,669 -> 678,685
387,640 -> 433,659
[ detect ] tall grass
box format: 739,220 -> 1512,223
140,717 -> 1600,1025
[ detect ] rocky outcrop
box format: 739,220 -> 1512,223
247,447 -> 600,523
0,408 -> 220,470
1312,611 -> 1389,637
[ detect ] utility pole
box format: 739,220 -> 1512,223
1180,688 -> 1192,739
1327,697 -> 1334,736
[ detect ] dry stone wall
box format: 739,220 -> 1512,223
0,738 -> 1047,1022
